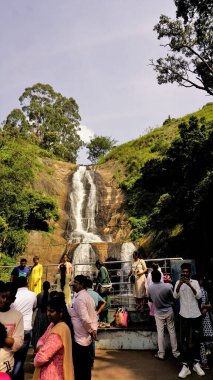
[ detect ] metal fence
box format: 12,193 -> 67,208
0,257 -> 184,309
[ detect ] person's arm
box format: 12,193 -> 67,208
39,265 -> 43,282
185,279 -> 201,299
127,268 -> 133,280
34,333 -> 63,367
137,260 -> 147,276
5,313 -> 24,352
173,280 -> 182,299
75,298 -> 95,333
10,268 -> 17,282
97,300 -> 107,315
33,294 -> 37,310
36,324 -> 52,352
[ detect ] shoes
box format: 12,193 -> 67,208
173,351 -> 181,359
193,362 -> 205,376
154,353 -> 165,360
201,363 -> 209,370
178,365 -> 191,378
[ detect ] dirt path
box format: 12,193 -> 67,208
25,348 -> 213,380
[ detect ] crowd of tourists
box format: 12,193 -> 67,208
127,251 -> 213,378
0,252 -> 213,380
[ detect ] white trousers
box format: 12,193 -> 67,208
154,311 -> 178,356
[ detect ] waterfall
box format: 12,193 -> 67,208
120,242 -> 136,293
69,166 -> 101,243
69,166 -> 102,275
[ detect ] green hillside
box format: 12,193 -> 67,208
100,103 -> 213,272
100,103 -> 213,189
0,137 -> 60,268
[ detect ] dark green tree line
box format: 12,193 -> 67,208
126,117 -> 213,260
0,139 -> 59,257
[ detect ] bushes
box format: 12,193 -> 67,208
0,138 -> 59,257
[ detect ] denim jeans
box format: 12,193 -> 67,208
89,338 -> 95,367
180,316 -> 202,364
12,330 -> 31,380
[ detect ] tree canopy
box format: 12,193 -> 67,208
126,116 -> 213,263
151,0 -> 213,95
86,136 -> 117,163
0,139 -> 59,258
2,83 -> 83,162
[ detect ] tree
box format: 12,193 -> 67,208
151,0 -> 213,95
86,136 -> 117,163
3,83 -> 83,162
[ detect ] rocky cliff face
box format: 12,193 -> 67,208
94,166 -> 131,242
23,159 -> 75,271
23,162 -> 132,271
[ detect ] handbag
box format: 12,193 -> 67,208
98,283 -> 113,296
115,307 -> 128,327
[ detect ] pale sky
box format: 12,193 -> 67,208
0,0 -> 209,163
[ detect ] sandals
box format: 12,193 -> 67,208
98,322 -> 111,328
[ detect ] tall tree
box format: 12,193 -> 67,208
3,83 -> 83,162
86,136 -> 117,163
151,0 -> 213,95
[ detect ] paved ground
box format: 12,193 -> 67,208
25,348 -> 213,380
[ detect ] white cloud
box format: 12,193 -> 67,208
78,125 -> 94,144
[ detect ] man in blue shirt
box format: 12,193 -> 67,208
10,259 -> 30,283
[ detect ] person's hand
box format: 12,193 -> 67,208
35,345 -> 43,353
184,278 -> 191,286
91,330 -> 98,341
0,322 -> 7,348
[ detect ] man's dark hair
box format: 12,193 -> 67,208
151,269 -> 161,283
16,276 -> 28,288
43,281 -> 50,292
0,282 -> 17,299
95,260 -> 104,267
181,263 -> 191,271
151,263 -> 159,271
86,278 -> 93,289
20,258 -> 27,263
74,275 -> 88,288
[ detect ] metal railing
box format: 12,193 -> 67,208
0,257 -> 184,308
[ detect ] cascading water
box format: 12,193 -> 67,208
120,242 -> 136,293
69,166 -> 102,275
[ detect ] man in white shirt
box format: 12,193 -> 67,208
173,263 -> 205,378
69,275 -> 97,380
11,276 -> 37,380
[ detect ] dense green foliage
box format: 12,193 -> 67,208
101,103 -> 213,186
151,0 -> 213,95
101,103 -> 213,264
86,136 -> 117,163
0,137 -> 59,258
126,116 -> 213,261
2,83 -> 83,162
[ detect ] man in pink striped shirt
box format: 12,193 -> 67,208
69,275 -> 98,380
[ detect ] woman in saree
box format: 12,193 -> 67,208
127,250 -> 147,311
33,297 -> 74,380
29,256 -> 43,295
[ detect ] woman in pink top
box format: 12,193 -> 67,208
33,298 -> 74,380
